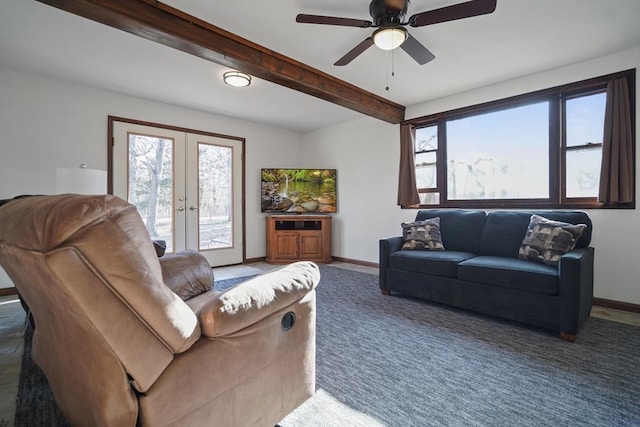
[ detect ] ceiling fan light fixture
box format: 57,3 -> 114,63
373,26 -> 408,50
223,71 -> 252,87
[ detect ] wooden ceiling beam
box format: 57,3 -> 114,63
36,0 -> 405,124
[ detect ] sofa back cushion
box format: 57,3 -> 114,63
480,211 -> 592,258
415,209 -> 486,254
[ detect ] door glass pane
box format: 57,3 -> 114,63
566,92 -> 606,147
198,143 -> 233,250
566,147 -> 602,198
128,133 -> 174,252
447,101 -> 550,200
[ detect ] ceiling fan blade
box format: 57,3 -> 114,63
296,14 -> 372,28
400,34 -> 435,65
334,37 -> 374,66
409,0 -> 497,27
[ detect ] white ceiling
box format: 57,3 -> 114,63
1,0 -> 640,133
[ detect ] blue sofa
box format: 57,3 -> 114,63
379,210 -> 594,341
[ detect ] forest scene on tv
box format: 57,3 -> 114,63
262,169 -> 337,213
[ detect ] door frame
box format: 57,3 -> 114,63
107,115 -> 247,264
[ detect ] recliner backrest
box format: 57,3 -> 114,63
0,195 -> 201,392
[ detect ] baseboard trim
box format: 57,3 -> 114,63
245,257 -> 267,264
0,287 -> 18,297
593,298 -> 640,314
332,256 -> 379,269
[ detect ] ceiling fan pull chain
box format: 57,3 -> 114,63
385,50 -> 390,91
392,47 -> 396,78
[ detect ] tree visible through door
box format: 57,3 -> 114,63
112,120 -> 244,266
198,143 -> 233,250
128,133 -> 175,251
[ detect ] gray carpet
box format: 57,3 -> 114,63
15,322 -> 68,427
281,266 -> 640,426
16,266 -> 640,426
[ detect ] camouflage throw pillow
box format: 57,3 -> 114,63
518,215 -> 587,267
401,217 -> 445,251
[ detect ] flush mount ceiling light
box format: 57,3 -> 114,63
223,71 -> 252,87
372,26 -> 408,51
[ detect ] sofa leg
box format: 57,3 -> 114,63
381,289 -> 391,296
560,332 -> 576,343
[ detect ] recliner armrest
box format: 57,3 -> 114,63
186,261 -> 320,338
558,247 -> 595,335
159,250 -> 214,301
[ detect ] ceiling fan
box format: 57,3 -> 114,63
296,0 -> 497,66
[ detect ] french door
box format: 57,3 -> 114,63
111,120 -> 244,267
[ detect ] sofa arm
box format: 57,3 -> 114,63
379,237 -> 403,292
186,261 -> 320,338
159,250 -> 214,301
558,247 -> 594,336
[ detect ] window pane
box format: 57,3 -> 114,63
128,133 -> 174,252
447,102 -> 550,200
198,144 -> 233,250
566,147 -> 602,198
419,192 -> 440,205
416,125 -> 438,152
566,92 -> 606,147
415,151 -> 437,189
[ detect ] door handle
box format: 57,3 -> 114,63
177,206 -> 185,212
189,206 -> 198,211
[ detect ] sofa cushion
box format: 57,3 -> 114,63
518,215 -> 587,266
457,256 -> 559,295
480,211 -> 592,258
389,251 -> 477,278
415,209 -> 486,253
401,217 -> 445,251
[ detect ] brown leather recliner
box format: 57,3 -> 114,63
0,195 -> 319,426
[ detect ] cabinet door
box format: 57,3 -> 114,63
276,233 -> 300,259
299,233 -> 323,259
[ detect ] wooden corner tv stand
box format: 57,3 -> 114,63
266,215 -> 332,264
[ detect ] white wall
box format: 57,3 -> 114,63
0,67 -> 303,287
303,46 -> 640,305
301,117 -> 415,262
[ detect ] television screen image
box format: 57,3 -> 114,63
261,169 -> 337,214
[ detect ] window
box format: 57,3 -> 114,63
564,92 -> 607,199
409,69 -> 635,209
415,125 -> 440,205
447,101 -> 549,200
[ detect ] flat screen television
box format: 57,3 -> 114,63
261,169 -> 337,214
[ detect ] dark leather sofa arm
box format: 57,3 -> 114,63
379,237 -> 403,293
558,247 -> 595,339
